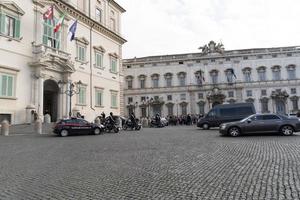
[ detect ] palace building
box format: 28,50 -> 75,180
123,41 -> 300,118
0,0 -> 126,124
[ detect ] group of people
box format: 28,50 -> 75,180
166,114 -> 202,126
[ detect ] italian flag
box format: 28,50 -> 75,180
54,15 -> 65,33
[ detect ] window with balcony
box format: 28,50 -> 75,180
0,73 -> 14,98
287,65 -> 296,79
257,67 -> 266,81
225,69 -> 235,83
43,19 -> 61,49
272,66 -> 281,81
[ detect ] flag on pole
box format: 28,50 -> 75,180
43,6 -> 54,20
69,20 -> 78,41
230,69 -> 237,79
54,14 -> 65,33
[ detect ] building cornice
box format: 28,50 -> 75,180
34,0 -> 127,45
123,45 -> 300,65
108,0 -> 126,13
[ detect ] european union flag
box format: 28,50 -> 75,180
69,20 -> 77,41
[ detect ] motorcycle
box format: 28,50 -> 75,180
103,120 -> 119,133
150,118 -> 165,128
123,118 -> 142,131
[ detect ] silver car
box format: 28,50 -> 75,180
219,114 -> 300,137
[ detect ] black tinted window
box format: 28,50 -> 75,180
220,106 -> 252,116
263,115 -> 280,120
239,107 -> 253,115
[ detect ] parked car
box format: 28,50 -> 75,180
219,114 -> 300,137
53,118 -> 104,137
197,103 -> 255,129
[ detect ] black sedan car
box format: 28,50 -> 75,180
219,114 -> 300,137
53,118 -> 104,137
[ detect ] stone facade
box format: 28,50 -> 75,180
123,41 -> 300,118
0,0 -> 126,124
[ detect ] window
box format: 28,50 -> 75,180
246,90 -> 252,97
110,57 -> 117,73
257,67 -> 266,81
127,80 -> 132,89
95,52 -> 103,68
243,69 -> 252,82
178,73 -> 186,86
291,88 -> 297,94
95,8 -> 102,23
210,71 -> 218,84
198,103 -> 205,115
263,115 -> 280,120
167,95 -> 172,101
78,86 -> 86,105
261,90 -> 267,96
151,74 -> 159,88
181,104 -> 187,115
228,91 -> 234,98
225,70 -> 234,83
110,18 -> 116,31
180,93 -> 186,101
291,98 -> 299,111
165,76 -> 172,87
0,74 -> 14,97
272,66 -> 281,81
43,19 -> 61,49
0,13 -> 20,39
261,99 -> 269,113
128,97 -> 133,104
167,104 -> 174,116
140,79 -> 145,88
111,92 -> 118,108
198,93 -> 203,99
141,96 -> 146,102
95,89 -> 103,106
141,107 -> 147,118
77,45 -> 86,62
287,66 -> 296,79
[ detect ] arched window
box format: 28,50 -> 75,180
242,67 -> 252,82
138,75 -> 146,89
125,76 -> 133,89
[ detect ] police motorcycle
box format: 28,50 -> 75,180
103,114 -> 120,133
149,115 -> 165,128
123,118 -> 142,131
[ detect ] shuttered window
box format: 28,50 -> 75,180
111,92 -> 118,108
0,13 -> 20,39
77,45 -> 86,62
43,19 -> 60,49
110,58 -> 117,73
0,74 -> 14,97
78,86 -> 86,105
95,52 -> 103,68
95,89 -> 103,106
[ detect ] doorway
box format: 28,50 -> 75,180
275,100 -> 286,114
43,80 -> 59,122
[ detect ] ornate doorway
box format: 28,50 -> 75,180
43,80 -> 59,122
275,100 -> 286,114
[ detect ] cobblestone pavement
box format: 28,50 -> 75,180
1,126 -> 300,200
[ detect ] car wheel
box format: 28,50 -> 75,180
60,129 -> 69,137
123,125 -> 128,130
94,128 -> 101,135
228,127 -> 240,137
202,123 -> 210,130
280,125 -> 294,136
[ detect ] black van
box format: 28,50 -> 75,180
197,103 -> 256,129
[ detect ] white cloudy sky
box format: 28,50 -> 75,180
118,0 -> 300,59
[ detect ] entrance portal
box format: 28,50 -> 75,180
44,80 -> 59,122
275,100 -> 286,114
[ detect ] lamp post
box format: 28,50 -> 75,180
58,80 -> 82,118
133,101 -> 138,115
146,97 -> 153,119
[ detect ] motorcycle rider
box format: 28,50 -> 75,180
129,112 -> 137,128
155,113 -> 161,126
108,112 -> 115,126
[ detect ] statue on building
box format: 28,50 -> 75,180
199,40 -> 225,55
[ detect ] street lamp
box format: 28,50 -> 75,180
58,80 -> 82,117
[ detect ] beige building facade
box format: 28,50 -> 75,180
123,41 -> 300,118
0,0 -> 126,124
